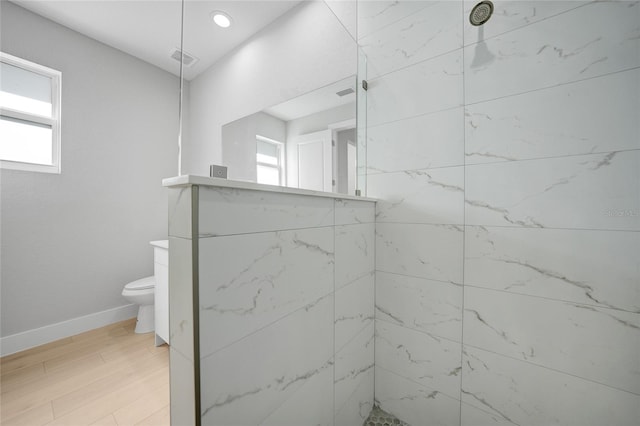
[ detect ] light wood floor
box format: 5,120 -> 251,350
0,319 -> 170,426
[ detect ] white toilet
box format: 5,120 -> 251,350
122,276 -> 156,334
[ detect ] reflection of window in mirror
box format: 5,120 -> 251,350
256,136 -> 284,186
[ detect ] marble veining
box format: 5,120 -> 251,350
199,227 -> 334,356
369,167 -> 464,226
357,0 -> 435,40
335,369 -> 374,426
375,366 -> 461,426
367,107 -> 464,174
465,69 -> 640,165
464,286 -> 640,394
335,199 -> 376,225
360,1 -> 462,79
463,1 -> 590,47
335,272 -> 375,351
376,223 -> 464,284
261,366 -> 334,426
464,1 -> 640,104
465,226 -> 640,313
168,186 -> 193,239
168,182 -> 376,425
461,400 -> 515,426
200,295 -> 334,426
376,320 -> 462,398
335,224 -> 375,289
367,50 -> 463,127
465,151 -> 640,230
335,321 -> 375,415
198,187 -> 335,237
168,237 -> 194,361
462,346 -> 640,425
376,271 -> 462,342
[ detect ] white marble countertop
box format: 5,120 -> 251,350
162,175 -> 377,202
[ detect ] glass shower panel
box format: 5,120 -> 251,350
174,1 -> 376,425
360,0 -> 640,425
356,46 -> 368,197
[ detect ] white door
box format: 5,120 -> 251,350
294,129 -> 332,192
347,142 -> 357,195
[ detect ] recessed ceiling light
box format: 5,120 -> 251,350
211,11 -> 232,28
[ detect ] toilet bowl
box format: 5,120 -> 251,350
122,276 -> 155,334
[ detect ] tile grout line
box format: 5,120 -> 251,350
374,316 -> 462,346
376,364 -> 462,403
461,0 -> 593,49
463,343 -> 640,398
366,147 -> 640,175
464,65 -> 640,108
197,220 -> 376,239
200,291 -> 335,361
459,0 -> 467,422
358,1 -> 436,41
375,220 -> 640,234
367,65 -> 640,131
366,1 -> 624,86
375,267 -> 640,315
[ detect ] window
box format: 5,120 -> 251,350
0,52 -> 62,173
256,136 -> 284,186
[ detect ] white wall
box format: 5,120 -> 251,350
221,112 -> 286,182
184,0 -> 356,176
363,1 -> 640,425
0,2 -> 180,343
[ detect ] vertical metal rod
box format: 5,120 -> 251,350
177,0 -> 185,176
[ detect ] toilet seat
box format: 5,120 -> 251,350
124,276 -> 155,291
122,275 -> 156,334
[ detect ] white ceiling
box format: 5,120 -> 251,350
12,0 -> 302,80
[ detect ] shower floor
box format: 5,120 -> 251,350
364,406 -> 409,426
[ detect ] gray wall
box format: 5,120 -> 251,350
0,2 -> 180,337
221,112 -> 286,182
363,1 -> 640,425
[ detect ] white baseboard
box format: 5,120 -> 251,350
0,304 -> 138,357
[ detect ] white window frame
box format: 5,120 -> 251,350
1,52 -> 62,174
256,135 -> 285,186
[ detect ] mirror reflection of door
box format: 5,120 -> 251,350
334,127 -> 356,195
293,120 -> 356,194
330,119 -> 356,195
347,141 -> 356,195
294,129 -> 332,192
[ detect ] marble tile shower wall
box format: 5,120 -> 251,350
362,1 -> 640,425
168,184 -> 376,425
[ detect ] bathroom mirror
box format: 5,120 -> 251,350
179,0 -> 362,194
221,75 -> 357,194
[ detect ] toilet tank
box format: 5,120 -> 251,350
150,240 -> 169,345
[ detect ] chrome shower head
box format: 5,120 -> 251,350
470,1 -> 494,26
